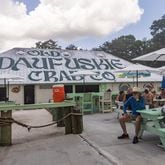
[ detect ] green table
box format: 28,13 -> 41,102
137,108 -> 165,149
138,108 -> 162,121
0,101 -> 83,146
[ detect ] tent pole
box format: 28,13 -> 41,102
4,78 -> 7,101
7,81 -> 9,101
83,76 -> 85,93
136,70 -> 138,87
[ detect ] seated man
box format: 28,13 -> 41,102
117,87 -> 145,144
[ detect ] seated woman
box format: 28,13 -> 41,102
159,88 -> 165,99
151,89 -> 159,108
143,88 -> 154,108
115,90 -> 126,109
157,88 -> 165,106
151,89 -> 157,99
116,91 -> 126,102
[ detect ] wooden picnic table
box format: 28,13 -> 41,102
137,108 -> 165,149
0,101 -> 83,146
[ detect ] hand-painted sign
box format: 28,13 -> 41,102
0,48 -> 128,83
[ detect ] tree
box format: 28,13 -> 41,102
99,35 -> 148,61
35,39 -> 61,49
92,47 -> 102,51
150,15 -> 165,36
92,14 -> 165,67
65,44 -> 78,50
150,15 -> 165,49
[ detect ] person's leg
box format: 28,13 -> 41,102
135,115 -> 142,136
119,117 -> 128,135
132,115 -> 142,144
118,115 -> 130,139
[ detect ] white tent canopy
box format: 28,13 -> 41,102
112,63 -> 161,86
157,66 -> 165,75
132,48 -> 165,61
113,63 -> 159,73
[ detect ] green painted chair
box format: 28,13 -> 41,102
82,93 -> 93,114
91,92 -> 103,113
99,92 -> 112,113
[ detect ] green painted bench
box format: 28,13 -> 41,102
137,108 -> 165,149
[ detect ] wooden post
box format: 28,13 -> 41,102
64,107 -> 73,134
50,108 -> 57,121
56,107 -> 65,127
71,108 -> 83,134
0,110 -> 12,146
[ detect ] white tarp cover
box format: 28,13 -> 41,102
158,66 -> 165,75
132,48 -> 165,61
0,48 -> 162,84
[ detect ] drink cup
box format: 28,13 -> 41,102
145,105 -> 149,110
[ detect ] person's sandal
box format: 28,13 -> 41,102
118,133 -> 129,139
132,136 -> 139,144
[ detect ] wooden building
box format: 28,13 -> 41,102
0,48 -> 162,104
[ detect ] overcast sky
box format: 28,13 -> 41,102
0,0 -> 164,52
